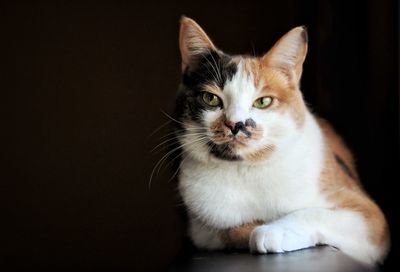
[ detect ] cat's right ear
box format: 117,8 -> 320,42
179,16 -> 217,72
261,26 -> 308,84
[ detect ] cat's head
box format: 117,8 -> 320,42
174,17 -> 308,163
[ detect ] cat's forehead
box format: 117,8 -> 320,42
223,56 -> 292,100
183,51 -> 290,100
195,55 -> 263,96
223,58 -> 261,97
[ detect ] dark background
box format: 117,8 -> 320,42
4,1 -> 398,271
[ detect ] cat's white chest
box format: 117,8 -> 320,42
179,155 -> 325,229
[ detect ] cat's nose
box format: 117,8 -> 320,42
225,121 -> 245,135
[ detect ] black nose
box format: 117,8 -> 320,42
230,121 -> 245,135
224,119 -> 255,136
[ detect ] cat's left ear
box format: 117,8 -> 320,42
261,26 -> 308,84
179,16 -> 217,72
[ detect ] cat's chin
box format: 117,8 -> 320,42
207,141 -> 243,161
210,151 -> 242,161
205,139 -> 276,163
207,139 -> 263,162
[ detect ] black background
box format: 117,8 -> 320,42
4,1 -> 398,271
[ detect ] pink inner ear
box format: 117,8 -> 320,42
260,27 -> 308,82
179,17 -> 217,71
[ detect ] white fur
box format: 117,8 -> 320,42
177,63 -> 384,265
249,209 -> 383,264
223,62 -> 256,123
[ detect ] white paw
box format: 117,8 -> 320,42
249,223 -> 316,254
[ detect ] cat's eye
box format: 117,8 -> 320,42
202,92 -> 222,107
253,96 -> 273,109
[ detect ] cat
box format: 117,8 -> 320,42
172,16 -> 390,265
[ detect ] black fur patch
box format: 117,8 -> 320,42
174,50 -> 237,126
182,50 -> 237,90
334,154 -> 355,179
173,51 -> 239,161
207,142 -> 242,161
245,118 -> 256,128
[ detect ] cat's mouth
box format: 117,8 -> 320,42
211,132 -> 253,147
227,136 -> 249,145
206,127 -> 257,160
202,117 -> 264,160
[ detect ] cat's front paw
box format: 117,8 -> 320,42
249,223 -> 316,254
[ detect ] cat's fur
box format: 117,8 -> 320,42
173,17 -> 390,265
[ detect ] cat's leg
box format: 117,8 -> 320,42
189,218 -> 264,250
220,220 -> 264,249
188,218 -> 225,249
249,205 -> 389,265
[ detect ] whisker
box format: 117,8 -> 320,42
203,50 -> 221,86
200,61 -> 220,84
158,126 -> 206,140
207,48 -> 222,84
158,130 -> 179,140
149,119 -> 172,137
166,137 -> 208,169
155,136 -> 208,179
151,138 -> 180,153
250,41 -> 256,57
161,110 -> 186,126
168,159 -> 183,182
149,136 -> 209,189
151,132 -> 210,152
167,138 -> 210,182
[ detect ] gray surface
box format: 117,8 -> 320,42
170,246 -> 380,272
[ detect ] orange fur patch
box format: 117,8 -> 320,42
245,145 -> 275,162
259,66 -> 307,127
318,118 -> 389,248
237,57 -> 307,127
220,220 -> 264,248
241,57 -> 262,89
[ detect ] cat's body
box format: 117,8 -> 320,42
173,17 -> 389,265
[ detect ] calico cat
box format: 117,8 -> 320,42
173,16 -> 390,265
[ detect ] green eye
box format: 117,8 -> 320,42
253,96 -> 273,109
202,92 -> 222,107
